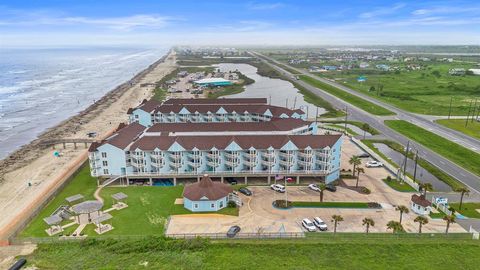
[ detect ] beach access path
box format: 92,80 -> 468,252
0,51 -> 177,242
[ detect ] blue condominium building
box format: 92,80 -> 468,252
89,98 -> 342,185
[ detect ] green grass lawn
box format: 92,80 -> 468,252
299,75 -> 395,116
322,120 -> 380,135
385,120 -> 480,177
449,202 -> 480,219
20,164 -> 238,238
25,236 -> 480,269
312,61 -> 479,116
382,178 -> 416,192
436,119 -> 480,140
324,124 -> 358,135
291,201 -> 375,208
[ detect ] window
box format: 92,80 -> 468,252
211,203 -> 215,208
102,161 -> 108,166
101,152 -> 107,158
219,201 -> 224,208
194,203 -> 199,209
103,169 -> 109,174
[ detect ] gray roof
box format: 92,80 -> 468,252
91,213 -> 113,224
111,192 -> 128,201
43,215 -> 62,225
71,200 -> 103,214
65,194 -> 84,203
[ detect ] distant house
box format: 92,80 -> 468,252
309,66 -> 321,72
178,71 -> 189,77
375,64 -> 390,71
359,62 -> 369,69
183,174 -> 233,212
322,65 -> 338,71
410,194 -> 432,216
449,68 -> 466,76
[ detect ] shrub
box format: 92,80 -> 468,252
227,201 -> 237,208
362,187 -> 371,194
386,176 -> 392,182
273,200 -> 292,209
367,202 -> 381,208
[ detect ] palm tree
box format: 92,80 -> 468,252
355,167 -> 365,188
395,205 -> 409,224
349,156 -> 361,177
386,220 -> 404,234
331,215 -> 344,234
456,187 -> 470,210
443,215 -> 456,234
414,216 -> 429,233
419,183 -> 433,195
362,218 -> 375,234
319,183 -> 327,202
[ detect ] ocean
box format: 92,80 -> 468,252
0,47 -> 167,159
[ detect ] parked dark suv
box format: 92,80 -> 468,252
227,226 -> 241,238
239,187 -> 252,196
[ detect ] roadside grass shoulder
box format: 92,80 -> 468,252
385,120 -> 480,177
362,139 -> 465,190
321,120 -> 380,135
299,75 -> 394,116
436,119 -> 480,140
449,202 -> 480,219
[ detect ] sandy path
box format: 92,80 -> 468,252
0,51 -> 177,241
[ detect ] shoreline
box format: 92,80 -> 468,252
0,49 -> 171,181
0,49 -> 177,241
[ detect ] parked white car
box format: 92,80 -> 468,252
270,184 -> 286,193
313,217 -> 328,231
366,160 -> 383,168
308,184 -> 320,192
302,218 -> 317,232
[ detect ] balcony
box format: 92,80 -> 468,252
261,159 -> 275,166
244,154 -> 257,161
151,162 -> 164,168
279,159 -> 293,166
224,159 -> 239,166
243,159 -> 257,166
262,152 -> 275,158
315,152 -> 329,158
278,152 -> 293,159
168,153 -> 182,161
169,162 -> 182,169
186,160 -> 201,168
224,152 -> 238,159
298,151 -> 312,158
207,160 -> 220,167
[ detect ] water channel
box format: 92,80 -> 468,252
214,63 -> 326,117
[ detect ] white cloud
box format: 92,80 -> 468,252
247,2 -> 285,10
359,3 -> 406,19
0,11 -> 173,30
412,6 -> 480,16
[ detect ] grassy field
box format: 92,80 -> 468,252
385,120 -> 480,177
24,236 -> 480,269
436,119 -> 480,140
299,75 -> 395,116
382,178 -> 416,192
21,165 -> 238,237
207,72 -> 254,99
321,120 -> 380,135
308,61 -> 480,115
449,202 -> 480,219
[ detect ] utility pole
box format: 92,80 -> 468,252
465,100 -> 473,127
269,95 -> 272,105
403,141 -> 410,177
293,96 -> 297,109
315,106 -> 319,127
413,150 -> 419,182
344,106 -> 348,133
448,96 -> 453,120
472,99 -> 478,123
285,98 -> 288,109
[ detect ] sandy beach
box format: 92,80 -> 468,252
0,50 -> 177,241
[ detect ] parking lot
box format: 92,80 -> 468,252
166,137 -> 465,235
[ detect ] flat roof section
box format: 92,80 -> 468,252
145,118 -> 310,133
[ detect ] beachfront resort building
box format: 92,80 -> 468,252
89,98 -> 342,185
127,98 -> 307,127
193,78 -> 233,87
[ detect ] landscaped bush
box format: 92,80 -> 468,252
273,200 -> 292,209
227,201 -> 237,208
361,187 -> 371,194
367,202 -> 381,209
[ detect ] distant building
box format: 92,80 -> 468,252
193,78 -> 233,87
449,68 -> 466,76
322,65 -> 338,71
375,64 -> 390,71
178,71 -> 189,77
359,62 -> 369,69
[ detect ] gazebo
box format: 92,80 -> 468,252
71,200 -> 103,224
111,192 -> 128,210
92,213 -> 114,234
183,174 -> 233,212
43,215 -> 63,236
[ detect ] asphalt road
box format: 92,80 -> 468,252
251,51 -> 480,195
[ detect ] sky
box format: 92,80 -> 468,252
1,0 -> 479,48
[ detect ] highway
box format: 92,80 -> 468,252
251,51 -> 480,195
